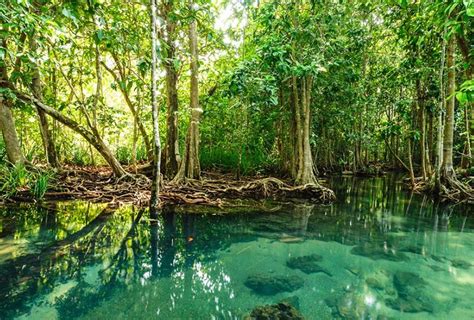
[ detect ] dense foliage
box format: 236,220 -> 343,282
0,0 -> 473,198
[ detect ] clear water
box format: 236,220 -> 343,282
0,175 -> 473,319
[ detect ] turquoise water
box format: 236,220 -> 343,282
0,175 -> 473,319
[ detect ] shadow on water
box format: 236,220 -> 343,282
0,174 -> 472,319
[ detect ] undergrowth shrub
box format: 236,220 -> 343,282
116,145 -> 148,164
0,164 -> 55,200
200,146 -> 277,175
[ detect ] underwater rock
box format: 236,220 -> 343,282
386,271 -> 433,313
345,267 -> 361,276
286,254 -> 331,276
350,243 -> 408,262
365,277 -> 384,290
431,255 -> 445,262
451,259 -> 472,269
280,296 -> 300,310
393,272 -> 427,298
245,302 -> 304,320
385,297 -> 433,313
325,291 -> 367,320
428,265 -> 445,272
244,274 -> 304,295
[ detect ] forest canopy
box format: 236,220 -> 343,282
0,0 -> 473,204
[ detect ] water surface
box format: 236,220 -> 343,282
0,175 -> 473,319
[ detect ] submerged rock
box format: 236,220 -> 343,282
451,259 -> 472,269
351,243 -> 408,262
286,254 -> 331,276
385,297 -> 433,313
393,271 -> 427,298
244,274 -> 304,295
431,255 -> 446,262
428,265 -> 445,272
325,291 -> 368,319
386,271 -> 433,313
280,296 -> 300,310
365,277 -> 385,290
245,302 -> 304,320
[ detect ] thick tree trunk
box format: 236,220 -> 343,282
174,4 -> 201,182
0,97 -> 25,165
30,34 -> 59,167
295,76 -> 319,186
150,0 -> 162,208
457,35 -> 474,168
441,36 -> 456,178
0,40 -> 25,165
162,0 -> 180,177
17,93 -> 127,177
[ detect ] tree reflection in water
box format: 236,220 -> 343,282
0,175 -> 471,319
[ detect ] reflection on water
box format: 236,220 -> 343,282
0,175 -> 472,319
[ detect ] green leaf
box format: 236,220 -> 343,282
456,92 -> 468,104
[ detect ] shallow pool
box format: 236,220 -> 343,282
0,175 -> 473,319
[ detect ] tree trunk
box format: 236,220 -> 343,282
295,76 -> 319,186
162,0 -> 180,177
17,93 -> 127,177
434,30 -> 447,191
101,60 -> 152,158
416,79 -> 427,180
150,0 -> 162,209
0,38 -> 25,165
30,34 -> 59,167
457,35 -> 474,168
0,97 -> 25,165
174,2 -> 201,182
441,36 -> 456,178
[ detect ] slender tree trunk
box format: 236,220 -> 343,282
150,0 -> 162,209
30,34 -> 59,167
407,138 -> 415,188
417,79 -> 427,180
101,60 -> 152,157
434,30 -> 447,191
174,2 -> 201,182
461,106 -> 472,168
17,93 -> 127,176
441,36 -> 456,178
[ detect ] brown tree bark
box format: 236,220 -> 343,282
174,2 -> 201,182
101,59 -> 152,158
150,0 -> 162,208
456,35 -> 473,168
17,93 -> 127,177
441,36 -> 456,178
0,38 -> 25,165
161,0 -> 180,177
29,34 -> 59,167
293,76 -> 319,186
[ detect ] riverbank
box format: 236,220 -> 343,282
2,165 -> 335,207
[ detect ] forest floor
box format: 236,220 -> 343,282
5,165 -> 336,208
